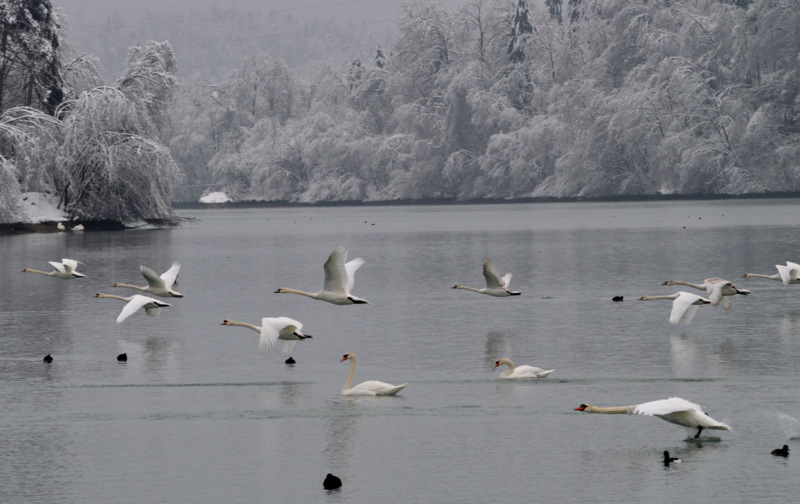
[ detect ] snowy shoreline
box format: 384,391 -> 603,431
0,193 -> 176,235
4,191 -> 798,235
173,191 -> 800,210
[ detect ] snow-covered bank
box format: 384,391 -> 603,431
198,191 -> 231,204
17,192 -> 68,223
1,192 -> 179,235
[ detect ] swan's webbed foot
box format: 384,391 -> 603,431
694,426 -> 703,439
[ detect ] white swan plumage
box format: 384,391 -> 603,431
220,317 -> 312,354
574,397 -> 731,439
113,262 -> 183,298
661,278 -> 750,311
494,358 -> 554,378
340,353 -> 406,396
637,291 -> 711,325
274,246 -> 368,305
743,261 -> 800,285
93,292 -> 170,323
22,258 -> 86,279
453,257 -> 520,297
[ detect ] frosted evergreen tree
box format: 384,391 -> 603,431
0,0 -> 66,115
507,0 -> 532,63
375,46 -> 385,69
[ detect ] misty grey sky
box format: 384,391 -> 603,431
58,0 -> 469,28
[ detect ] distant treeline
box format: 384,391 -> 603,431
3,1 -> 800,225
169,0 -> 800,203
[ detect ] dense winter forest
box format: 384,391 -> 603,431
2,0 -> 800,223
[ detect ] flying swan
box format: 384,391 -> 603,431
453,257 -> 520,296
23,259 -> 86,279
220,317 -> 312,354
113,262 -> 183,298
637,291 -> 711,325
742,261 -> 800,285
274,246 -> 369,305
661,278 -> 750,311
494,358 -> 554,378
340,353 -> 406,396
93,292 -> 170,323
574,397 -> 731,439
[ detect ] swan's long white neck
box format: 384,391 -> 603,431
639,294 -> 679,301
223,320 -> 261,333
277,287 -> 319,299
95,293 -> 131,302
497,358 -> 515,373
343,356 -> 356,393
581,404 -> 634,414
113,282 -> 147,291
453,285 -> 481,293
743,273 -> 779,280
24,268 -> 55,276
667,280 -> 706,290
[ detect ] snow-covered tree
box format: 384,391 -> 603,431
507,0 -> 532,63
58,41 -> 181,223
0,0 -> 66,114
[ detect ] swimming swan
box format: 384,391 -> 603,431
637,291 -> 711,325
661,278 -> 750,311
93,293 -> 170,323
113,262 -> 183,298
494,357 -> 554,378
574,397 -> 731,439
23,259 -> 86,279
274,246 -> 369,305
340,353 -> 406,396
742,262 -> 800,285
453,257 -> 520,297
220,317 -> 312,354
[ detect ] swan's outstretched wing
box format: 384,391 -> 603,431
274,317 -> 303,335
259,318 -> 281,354
140,265 -> 168,289
323,246 -> 349,293
705,279 -> 729,306
281,340 -> 298,354
632,397 -> 701,417
669,292 -> 706,325
482,257 -> 504,289
61,259 -> 83,273
344,258 -> 365,293
160,262 -> 181,287
634,397 -> 730,430
777,263 -> 800,285
117,295 -> 161,323
49,261 -> 67,273
500,273 -> 513,289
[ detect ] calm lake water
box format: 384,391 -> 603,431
1,200 -> 799,503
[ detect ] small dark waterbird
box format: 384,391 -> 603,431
663,450 -> 680,466
612,295 -> 623,302
117,353 -> 127,362
323,473 -> 342,490
43,354 -> 53,363
771,445 -> 789,457
285,356 -> 296,364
